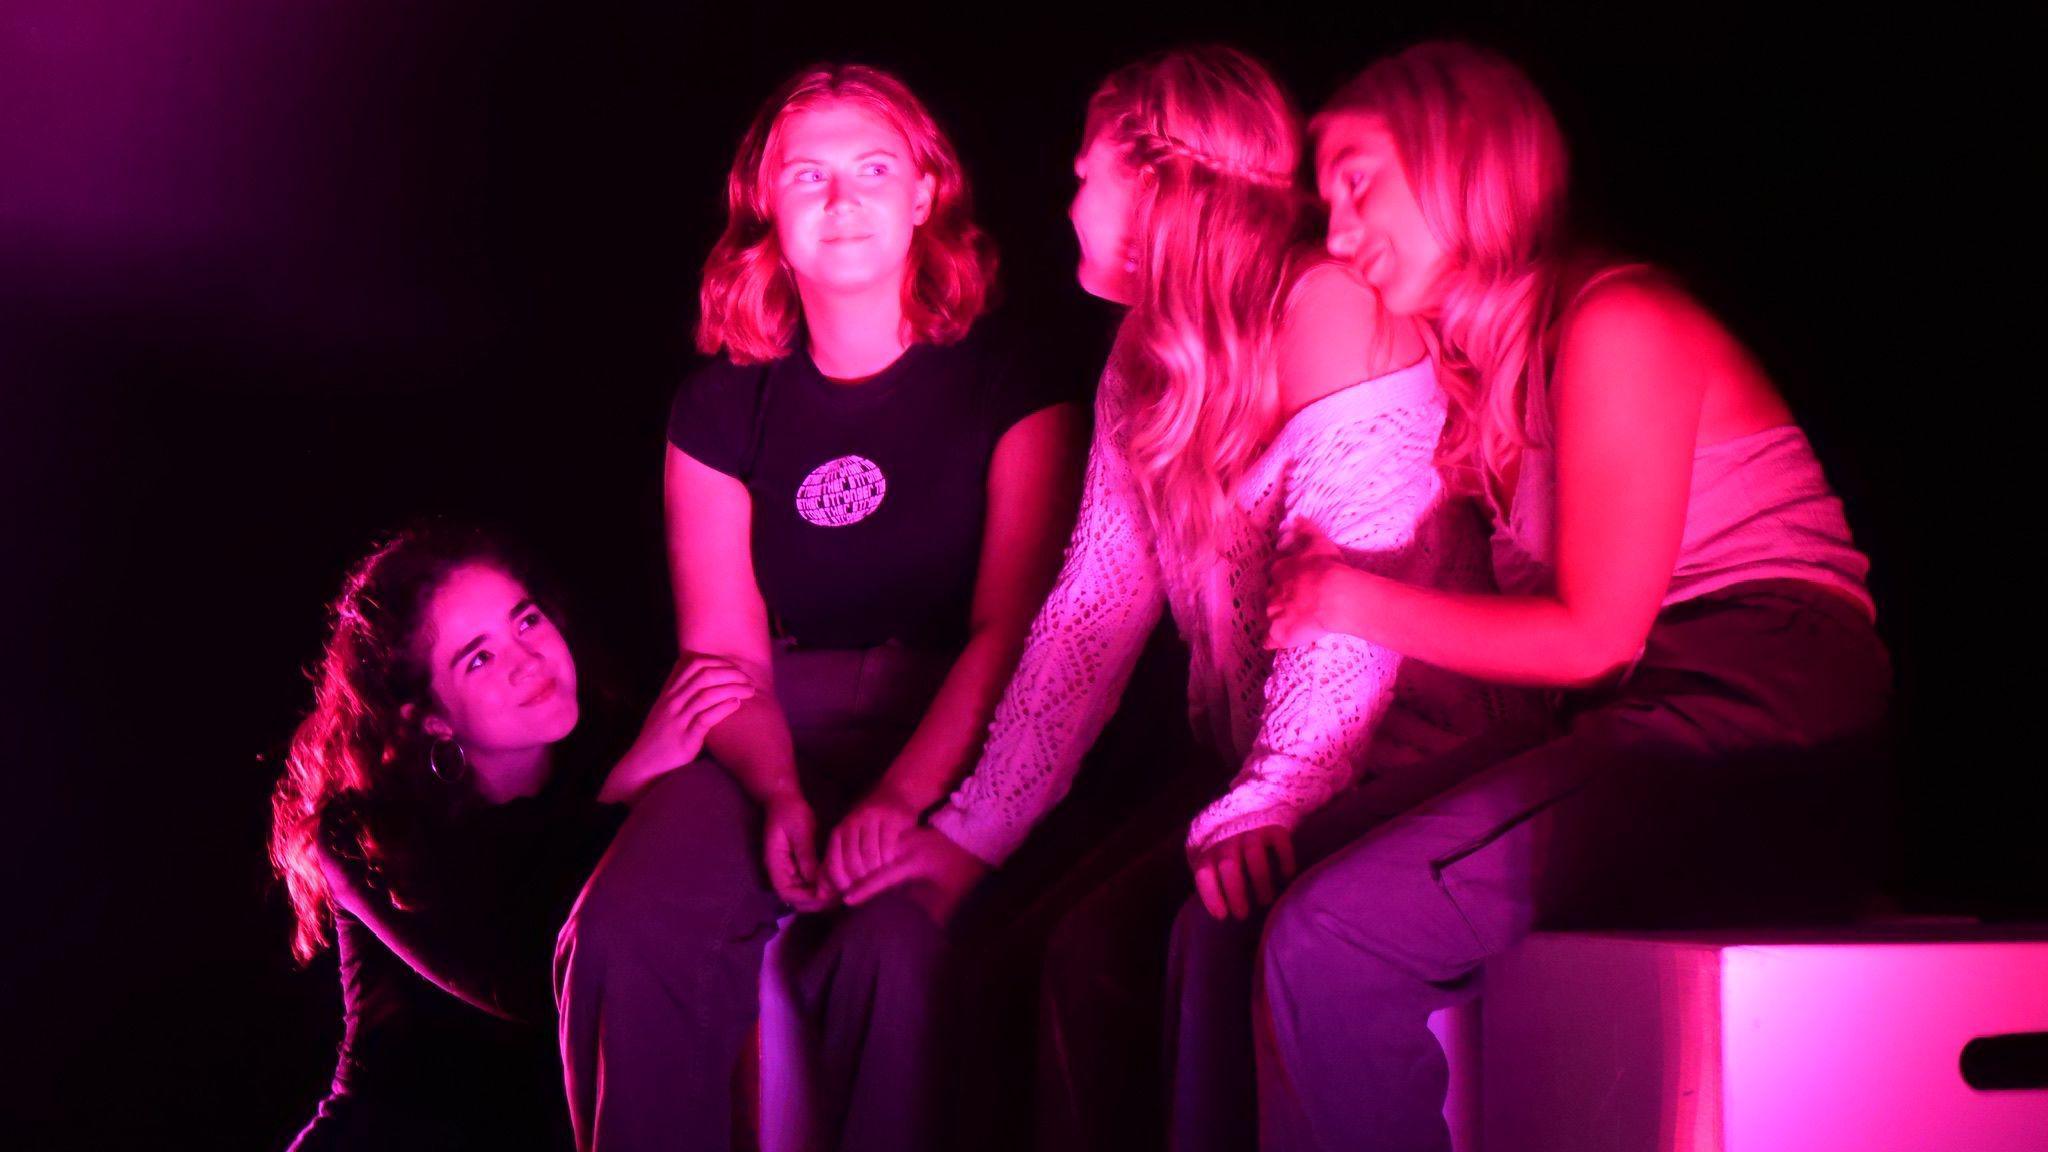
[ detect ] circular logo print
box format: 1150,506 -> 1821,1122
795,454 -> 888,527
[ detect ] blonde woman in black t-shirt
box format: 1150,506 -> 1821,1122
554,64 -> 1083,1152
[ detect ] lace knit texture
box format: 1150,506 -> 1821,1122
930,347 -> 1510,865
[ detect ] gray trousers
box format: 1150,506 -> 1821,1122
1043,580 -> 1892,1152
554,646 -> 953,1152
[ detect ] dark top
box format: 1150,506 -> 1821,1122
290,767 -> 619,1152
667,320 -> 1076,650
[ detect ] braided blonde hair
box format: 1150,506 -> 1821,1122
1084,46 -> 1306,564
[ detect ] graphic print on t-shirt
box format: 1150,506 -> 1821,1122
795,454 -> 888,527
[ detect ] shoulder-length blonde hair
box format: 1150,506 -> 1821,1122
696,63 -> 996,364
1089,46 -> 1307,561
1314,41 -> 1570,507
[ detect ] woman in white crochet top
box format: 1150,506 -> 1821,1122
840,46 -> 1518,1149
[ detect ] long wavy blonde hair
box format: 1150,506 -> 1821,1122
1314,41 -> 1570,508
1088,46 -> 1307,561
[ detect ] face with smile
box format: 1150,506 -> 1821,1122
1069,131 -> 1145,304
1315,111 -> 1452,316
771,101 -> 935,298
417,564 -> 579,771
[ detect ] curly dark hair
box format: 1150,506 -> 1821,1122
268,522 -> 556,963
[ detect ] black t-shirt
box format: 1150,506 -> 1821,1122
668,320 -> 1076,650
303,765 -> 620,1151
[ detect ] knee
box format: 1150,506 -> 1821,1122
1259,860 -> 1404,995
628,757 -> 755,835
1261,843 -> 1488,1012
1258,885 -> 1336,993
837,893 -> 948,981
554,854 -> 653,982
1256,887 -> 1387,1048
557,771 -> 767,972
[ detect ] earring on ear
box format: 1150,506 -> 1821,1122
428,737 -> 468,783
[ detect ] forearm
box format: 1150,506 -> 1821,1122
928,582 -> 1160,865
702,694 -> 804,805
671,588 -> 793,804
877,625 -> 1025,812
371,926 -> 532,1022
1328,567 -> 1633,687
324,859 -> 544,1022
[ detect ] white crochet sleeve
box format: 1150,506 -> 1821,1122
1185,385 -> 1448,852
929,364 -> 1167,866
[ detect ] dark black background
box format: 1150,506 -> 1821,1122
0,1 -> 2006,1147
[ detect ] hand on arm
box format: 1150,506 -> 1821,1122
1264,523 -> 1348,648
1264,277 -> 1707,687
597,654 -> 756,806
666,444 -> 829,910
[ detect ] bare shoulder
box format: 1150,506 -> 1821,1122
1276,260 -> 1394,414
1284,259 -> 1379,326
1559,269 -> 1783,430
1560,270 -> 1729,369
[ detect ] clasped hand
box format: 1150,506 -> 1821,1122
769,788 -> 985,923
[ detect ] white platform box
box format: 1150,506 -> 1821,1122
1477,928 -> 2048,1152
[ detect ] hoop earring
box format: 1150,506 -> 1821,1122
428,737 -> 468,783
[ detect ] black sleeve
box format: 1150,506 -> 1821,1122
666,357 -> 765,480
317,842 -> 552,1024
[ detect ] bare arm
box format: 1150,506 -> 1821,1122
664,444 -> 801,802
1274,260 -> 1427,413
878,403 -> 1086,808
665,444 -> 825,906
